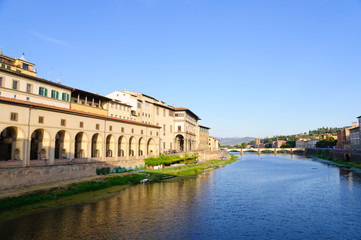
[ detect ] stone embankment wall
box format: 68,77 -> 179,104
0,151 -> 229,190
306,148 -> 361,162
0,160 -> 143,190
198,150 -> 229,161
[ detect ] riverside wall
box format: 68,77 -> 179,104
306,148 -> 361,162
0,159 -> 143,191
0,151 -> 229,190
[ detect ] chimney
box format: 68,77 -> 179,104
352,122 -> 358,128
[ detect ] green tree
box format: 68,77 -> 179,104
315,137 -> 337,148
241,142 -> 248,149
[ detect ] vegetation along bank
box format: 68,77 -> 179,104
0,154 -> 237,216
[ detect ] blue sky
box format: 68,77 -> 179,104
1,0 -> 361,138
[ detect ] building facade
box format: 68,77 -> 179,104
350,126 -> 360,150
0,52 -> 221,169
208,136 -> 220,151
198,125 -> 210,150
174,108 -> 200,152
272,140 -> 286,148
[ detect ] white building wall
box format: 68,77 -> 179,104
106,91 -> 137,111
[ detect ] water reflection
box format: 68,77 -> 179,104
1,154 -> 361,240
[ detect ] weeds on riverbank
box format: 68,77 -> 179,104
145,155 -> 238,176
310,154 -> 361,169
145,153 -> 199,167
0,174 -> 150,213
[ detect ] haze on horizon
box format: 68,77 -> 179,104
1,0 -> 360,138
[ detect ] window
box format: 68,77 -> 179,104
62,93 -> 69,101
61,119 -> 66,126
51,90 -> 59,99
38,116 -> 44,124
80,122 -> 84,128
163,142 -> 165,149
121,127 -> 124,133
26,83 -> 32,93
150,131 -> 152,135
137,102 -> 141,108
163,109 -> 166,117
141,130 -> 143,134
96,124 -> 100,130
6,66 -> 10,70
10,112 -> 18,121
0,77 -> 3,87
22,63 -> 29,70
109,126 -> 113,131
169,111 -> 173,117
178,126 -> 182,132
132,128 -> 134,133
170,125 -> 172,133
12,80 -> 19,90
157,107 -> 159,115
163,124 -> 166,132
39,87 -> 47,96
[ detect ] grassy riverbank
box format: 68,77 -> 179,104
0,173 -> 152,213
145,155 -> 238,177
309,154 -> 361,169
0,155 -> 238,215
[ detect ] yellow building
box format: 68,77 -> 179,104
174,108 -> 200,152
0,52 -> 37,77
0,53 -> 161,167
108,90 -> 176,153
198,125 -> 210,151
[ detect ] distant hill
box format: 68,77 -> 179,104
218,137 -> 255,146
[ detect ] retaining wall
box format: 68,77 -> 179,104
0,151 -> 229,190
306,148 -> 361,162
0,159 -> 143,190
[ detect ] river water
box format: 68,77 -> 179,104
1,153 -> 361,240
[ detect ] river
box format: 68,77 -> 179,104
1,153 -> 361,240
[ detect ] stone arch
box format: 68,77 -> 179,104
129,136 -> 136,156
106,134 -> 115,157
175,134 -> 184,152
55,130 -> 71,159
75,132 -> 88,159
0,126 -> 25,161
30,129 -> 51,160
147,138 -> 156,156
91,133 -> 103,158
138,137 -> 146,156
118,136 -> 127,157
344,153 -> 351,161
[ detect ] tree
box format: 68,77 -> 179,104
316,137 -> 336,148
241,142 -> 248,149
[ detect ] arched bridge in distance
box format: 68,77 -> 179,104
226,148 -> 305,155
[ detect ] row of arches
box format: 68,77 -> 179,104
0,126 -> 157,162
